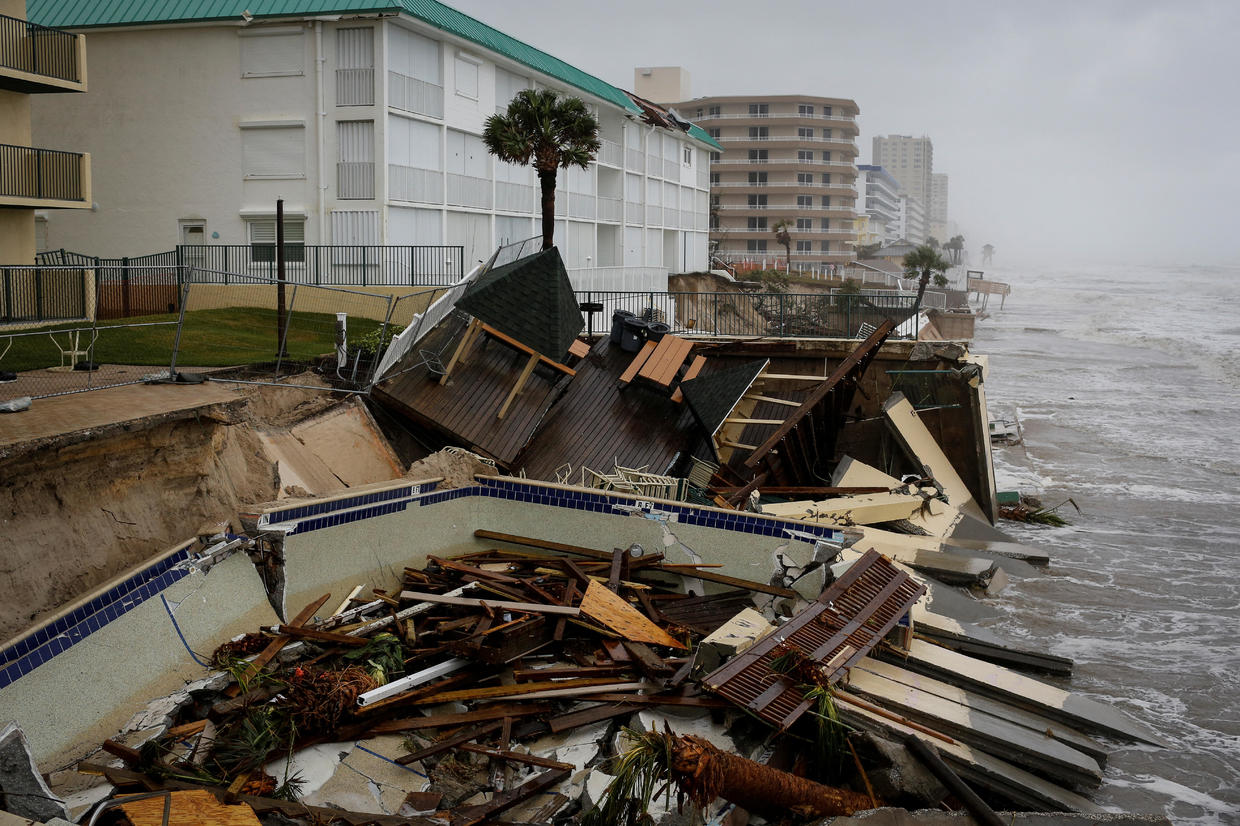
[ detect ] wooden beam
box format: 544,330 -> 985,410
670,354 -> 707,403
397,590 -> 580,616
477,321 -> 576,377
617,339 -> 657,386
722,417 -> 787,426
497,352 -> 540,420
743,392 -> 802,407
474,530 -> 799,599
743,318 -> 895,470
226,593 -> 330,697
439,318 -> 483,385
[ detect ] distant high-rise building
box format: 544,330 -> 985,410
669,94 -> 861,271
633,67 -> 691,105
897,193 -> 926,245
929,172 -> 949,241
871,135 -> 933,220
856,165 -> 902,244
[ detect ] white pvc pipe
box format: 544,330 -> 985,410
356,657 -> 471,706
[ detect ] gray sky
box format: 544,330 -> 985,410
450,0 -> 1238,266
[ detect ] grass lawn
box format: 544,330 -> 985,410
1,307 -> 388,373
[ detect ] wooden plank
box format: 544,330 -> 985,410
670,354 -> 707,403
743,392 -> 801,407
395,720 -> 504,765
617,339 -> 657,386
371,703 -> 553,734
578,580 -> 686,649
439,317 -> 482,384
451,767 -> 571,826
459,744 -> 573,770
497,352 -> 540,420
411,677 -> 623,705
473,530 -> 799,599
568,339 -> 590,358
397,590 -> 579,616
640,336 -> 692,386
119,790 -> 262,826
477,321 -> 576,377
227,593 -> 330,696
274,624 -> 369,647
549,702 -> 639,733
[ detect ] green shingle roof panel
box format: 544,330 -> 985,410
681,359 -> 770,440
28,0 -> 642,114
455,246 -> 583,361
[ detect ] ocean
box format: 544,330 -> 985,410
969,262 -> 1240,824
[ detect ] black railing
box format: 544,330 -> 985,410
1,266 -> 88,323
0,13 -> 80,83
0,143 -> 85,201
177,244 -> 466,286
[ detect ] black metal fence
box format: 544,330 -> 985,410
35,250 -> 181,319
0,12 -> 80,83
574,290 -> 922,339
0,266 -> 88,323
177,245 -> 465,286
0,143 -> 86,202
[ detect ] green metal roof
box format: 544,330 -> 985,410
27,0 -> 644,114
686,123 -> 722,151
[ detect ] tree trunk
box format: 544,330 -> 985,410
669,735 -> 872,818
911,268 -> 931,317
538,168 -> 557,251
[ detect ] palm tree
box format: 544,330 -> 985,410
772,219 -> 792,272
483,89 -> 600,251
926,236 -> 940,250
903,244 -> 951,316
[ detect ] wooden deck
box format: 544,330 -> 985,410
373,314 -> 568,467
515,337 -> 704,482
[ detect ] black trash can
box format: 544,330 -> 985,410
610,310 -> 635,344
620,317 -> 649,353
646,321 -> 671,342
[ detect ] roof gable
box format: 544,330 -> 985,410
680,359 -> 768,438
455,247 -> 583,360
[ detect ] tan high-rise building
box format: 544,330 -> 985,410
670,95 -> 861,270
871,135 -> 932,224
929,172 -> 949,241
0,0 -> 90,265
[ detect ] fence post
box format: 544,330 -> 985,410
779,293 -> 786,335
121,256 -> 131,318
174,246 -> 183,312
362,246 -> 368,287
34,265 -> 44,321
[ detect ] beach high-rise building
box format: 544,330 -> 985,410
669,94 -> 861,271
856,165 -> 902,245
930,172 -> 949,241
871,135 -> 932,220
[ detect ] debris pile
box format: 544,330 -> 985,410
26,523 -> 1167,826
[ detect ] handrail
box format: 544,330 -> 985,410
0,143 -> 85,201
0,12 -> 80,83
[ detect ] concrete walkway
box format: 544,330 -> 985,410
0,381 -> 242,452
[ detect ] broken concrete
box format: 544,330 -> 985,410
0,722 -> 68,822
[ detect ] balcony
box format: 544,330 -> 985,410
696,112 -> 857,125
0,13 -> 86,94
713,181 -> 859,195
0,144 -> 91,208
711,159 -> 858,173
717,136 -> 858,152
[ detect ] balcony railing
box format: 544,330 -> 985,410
695,112 -> 856,124
337,161 -> 375,199
0,143 -> 86,202
0,13 -> 80,84
711,159 -> 856,170
714,181 -> 858,192
718,136 -> 856,146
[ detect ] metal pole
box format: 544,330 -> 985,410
168,266 -> 194,380
275,284 -> 296,379
276,198 -> 287,358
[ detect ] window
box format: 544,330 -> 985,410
796,240 -> 811,252
748,171 -> 767,184
822,128 -> 832,139
747,216 -> 767,230
796,172 -> 812,185
709,194 -> 721,207
708,105 -> 720,116
708,127 -> 721,138
797,127 -> 813,139
240,28 -> 304,78
709,172 -> 720,186
337,120 -> 375,199
695,108 -> 703,117
748,149 -> 768,162
821,173 -> 831,184
821,196 -> 831,207
748,126 -> 768,140
797,150 -> 813,162
454,52 -> 480,99
241,123 -> 305,178
796,195 -> 812,208
823,105 -> 832,116
798,104 -> 814,116
821,241 -> 831,252
683,147 -> 693,165
249,217 -> 305,262
747,194 -> 768,208
796,218 -> 811,230
747,239 -> 768,252
820,218 -> 830,229
748,103 -> 769,116
822,151 -> 831,162
336,28 -> 375,106
710,152 -> 721,162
